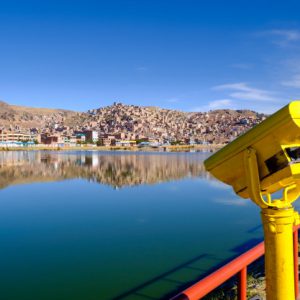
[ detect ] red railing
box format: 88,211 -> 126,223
171,226 -> 300,300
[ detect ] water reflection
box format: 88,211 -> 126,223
0,150 -> 263,300
0,151 -> 210,189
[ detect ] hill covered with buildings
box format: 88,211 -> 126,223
0,100 -> 267,146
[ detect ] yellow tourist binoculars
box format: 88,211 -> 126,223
204,101 -> 300,208
205,101 -> 300,300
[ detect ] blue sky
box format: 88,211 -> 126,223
1,0 -> 300,113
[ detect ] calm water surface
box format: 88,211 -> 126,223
0,150 -> 280,299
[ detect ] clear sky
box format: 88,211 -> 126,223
1,0 -> 300,113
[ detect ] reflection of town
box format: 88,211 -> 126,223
0,151 -> 210,190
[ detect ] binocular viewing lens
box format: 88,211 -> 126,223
285,147 -> 300,162
265,147 -> 300,175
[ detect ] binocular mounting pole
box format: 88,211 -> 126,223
245,148 -> 299,300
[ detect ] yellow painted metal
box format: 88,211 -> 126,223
203,101 -> 300,300
204,101 -> 300,199
243,147 -> 299,209
243,146 -> 298,299
262,207 -> 295,300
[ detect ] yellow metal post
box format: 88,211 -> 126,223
242,148 -> 299,300
262,207 -> 295,300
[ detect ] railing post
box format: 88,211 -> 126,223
294,227 -> 299,299
238,267 -> 247,300
170,243 -> 264,300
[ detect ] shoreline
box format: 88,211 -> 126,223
0,144 -> 225,152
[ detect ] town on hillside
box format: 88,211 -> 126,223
0,101 -> 267,148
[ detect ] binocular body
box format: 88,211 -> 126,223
204,101 -> 300,198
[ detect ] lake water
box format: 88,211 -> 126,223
0,150 -> 275,300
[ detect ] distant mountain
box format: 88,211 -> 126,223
0,100 -> 86,129
0,101 -> 267,143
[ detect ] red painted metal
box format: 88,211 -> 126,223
171,226 -> 300,300
172,242 -> 264,300
294,226 -> 299,299
238,267 -> 247,300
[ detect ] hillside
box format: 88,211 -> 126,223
0,101 -> 267,143
0,100 -> 86,129
86,102 -> 266,143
